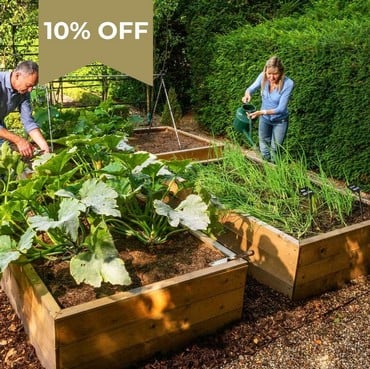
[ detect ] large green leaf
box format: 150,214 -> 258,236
70,226 -> 131,287
116,151 -> 151,171
18,228 -> 36,252
33,147 -> 76,176
0,229 -> 35,273
79,179 -> 121,217
29,198 -> 85,242
154,194 -> 210,230
0,236 -> 19,273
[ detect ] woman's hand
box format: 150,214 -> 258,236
242,91 -> 251,103
249,110 -> 267,120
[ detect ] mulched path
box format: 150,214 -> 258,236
1,275 -> 368,369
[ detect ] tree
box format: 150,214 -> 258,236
0,0 -> 38,68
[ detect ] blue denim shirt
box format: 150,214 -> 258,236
0,71 -> 39,133
246,72 -> 294,122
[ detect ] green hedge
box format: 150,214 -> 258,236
182,0 -> 310,110
196,4 -> 370,190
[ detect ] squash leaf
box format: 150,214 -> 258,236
0,236 -> 19,273
70,225 -> 131,287
79,179 -> 121,217
0,228 -> 35,273
29,198 -> 85,242
154,194 -> 210,230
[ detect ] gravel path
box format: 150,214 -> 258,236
222,279 -> 369,369
136,275 -> 370,369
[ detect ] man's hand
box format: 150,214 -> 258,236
15,137 -> 35,157
28,128 -> 50,154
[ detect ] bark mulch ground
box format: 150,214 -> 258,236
1,275 -> 369,369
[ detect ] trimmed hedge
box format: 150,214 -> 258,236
196,6 -> 370,190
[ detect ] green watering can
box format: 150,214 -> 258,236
233,103 -> 256,146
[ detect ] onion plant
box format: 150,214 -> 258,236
190,144 -> 356,238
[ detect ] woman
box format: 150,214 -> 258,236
242,56 -> 294,162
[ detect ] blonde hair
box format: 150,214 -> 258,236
261,56 -> 285,92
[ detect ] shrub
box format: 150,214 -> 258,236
195,1 -> 370,189
160,87 -> 182,125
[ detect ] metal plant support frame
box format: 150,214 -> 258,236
44,85 -> 54,152
149,73 -> 182,149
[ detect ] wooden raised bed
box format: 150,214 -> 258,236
129,126 -> 224,161
218,212 -> 370,300
1,231 -> 247,369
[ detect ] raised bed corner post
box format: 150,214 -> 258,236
149,73 -> 182,149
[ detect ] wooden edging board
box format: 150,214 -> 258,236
218,212 -> 370,300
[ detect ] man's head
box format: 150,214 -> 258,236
11,61 -> 39,94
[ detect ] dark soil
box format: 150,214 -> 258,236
32,232 -> 224,308
128,128 -> 213,154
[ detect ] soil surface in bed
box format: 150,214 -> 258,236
33,231 -> 225,308
128,128 -> 213,154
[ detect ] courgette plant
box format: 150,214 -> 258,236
0,135 -> 212,287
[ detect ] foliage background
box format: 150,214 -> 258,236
0,0 -> 369,190
153,0 -> 369,190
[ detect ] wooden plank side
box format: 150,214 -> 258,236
221,213 -> 298,246
298,221 -> 370,266
294,242 -> 370,296
249,264 -> 294,298
219,214 -> 299,285
157,145 -> 223,161
64,309 -> 241,369
295,251 -> 354,286
58,288 -> 245,369
1,264 -> 58,369
294,231 -> 370,300
292,267 -> 365,300
56,261 -> 247,345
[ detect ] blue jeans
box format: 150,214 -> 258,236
258,116 -> 288,161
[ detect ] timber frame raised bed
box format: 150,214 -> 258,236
202,149 -> 370,300
218,212 -> 370,300
129,126 -> 224,161
1,231 -> 247,369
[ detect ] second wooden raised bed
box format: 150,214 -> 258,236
218,212 -> 370,300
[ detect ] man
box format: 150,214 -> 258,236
0,60 -> 50,157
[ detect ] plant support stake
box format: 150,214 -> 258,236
299,187 -> 314,229
347,184 -> 364,220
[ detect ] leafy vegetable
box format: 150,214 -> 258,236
0,135 -> 213,287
